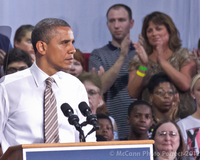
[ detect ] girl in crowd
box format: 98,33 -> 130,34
127,11 -> 196,119
178,74 -> 200,159
67,49 -> 85,77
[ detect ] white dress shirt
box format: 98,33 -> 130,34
0,62 -> 96,153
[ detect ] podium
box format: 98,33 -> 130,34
0,140 -> 154,160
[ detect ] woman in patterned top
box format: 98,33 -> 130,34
127,11 -> 197,119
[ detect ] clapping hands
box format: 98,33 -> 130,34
133,34 -> 148,66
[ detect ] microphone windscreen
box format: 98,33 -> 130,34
61,103 -> 74,117
78,101 -> 91,116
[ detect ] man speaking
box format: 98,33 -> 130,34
0,18 -> 96,153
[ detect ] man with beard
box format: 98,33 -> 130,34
89,4 -> 135,139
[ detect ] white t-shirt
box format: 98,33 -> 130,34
177,115 -> 200,157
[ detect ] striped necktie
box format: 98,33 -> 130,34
44,77 -> 59,143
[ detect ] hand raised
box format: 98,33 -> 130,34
193,48 -> 200,74
193,48 -> 200,58
91,66 -> 105,77
133,42 -> 148,66
120,33 -> 131,57
138,34 -> 146,49
155,40 -> 164,63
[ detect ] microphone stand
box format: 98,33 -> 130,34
68,115 -> 86,142
77,127 -> 85,142
80,120 -> 99,139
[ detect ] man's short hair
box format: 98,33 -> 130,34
106,4 -> 132,20
128,100 -> 152,117
96,113 -> 113,131
148,73 -> 174,94
14,25 -> 35,44
3,48 -> 32,73
31,18 -> 71,53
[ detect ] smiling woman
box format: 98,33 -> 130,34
127,11 -> 197,119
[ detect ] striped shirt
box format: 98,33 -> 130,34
89,42 -> 136,138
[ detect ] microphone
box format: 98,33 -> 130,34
61,103 -> 81,131
78,101 -> 99,130
61,103 -> 86,142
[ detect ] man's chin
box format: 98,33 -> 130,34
113,35 -> 125,41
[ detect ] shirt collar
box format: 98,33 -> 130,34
30,62 -> 62,88
107,41 -> 135,51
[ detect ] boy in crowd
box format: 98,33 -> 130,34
3,48 -> 32,75
96,114 -> 114,141
126,100 -> 153,140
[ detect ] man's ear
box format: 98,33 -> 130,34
106,21 -> 110,30
127,116 -> 130,125
129,19 -> 134,29
36,41 -> 47,55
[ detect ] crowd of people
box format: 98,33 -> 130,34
0,3 -> 200,160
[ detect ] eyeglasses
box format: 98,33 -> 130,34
6,66 -> 28,74
157,131 -> 178,137
87,90 -> 100,96
154,91 -> 174,97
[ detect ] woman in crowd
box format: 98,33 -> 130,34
66,49 -> 85,77
178,74 -> 200,159
78,72 -> 119,140
152,119 -> 194,160
148,73 -> 179,124
14,25 -> 35,62
127,11 -> 196,119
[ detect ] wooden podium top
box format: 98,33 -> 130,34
1,140 -> 154,160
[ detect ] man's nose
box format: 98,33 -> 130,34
140,116 -> 146,123
114,21 -> 120,28
69,44 -> 76,54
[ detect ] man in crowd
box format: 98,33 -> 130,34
89,4 -> 135,138
0,18 -> 95,153
126,100 -> 152,140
